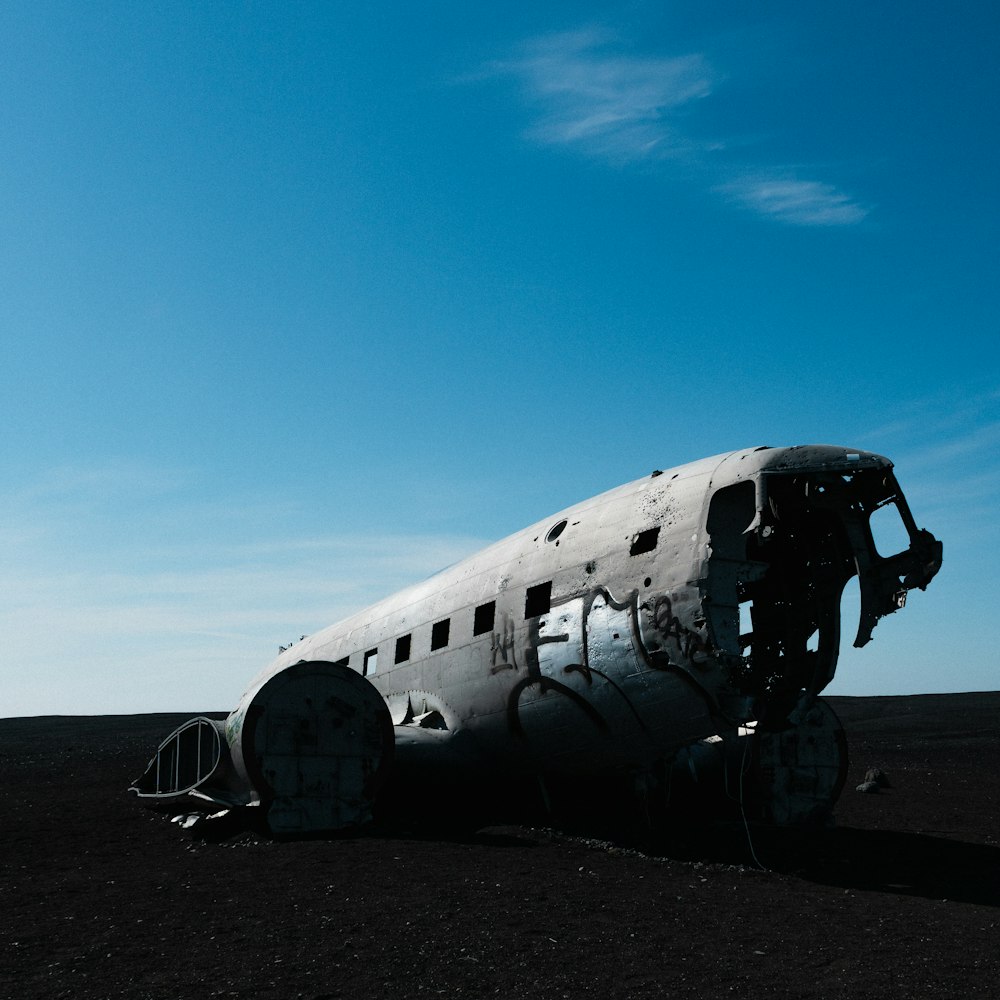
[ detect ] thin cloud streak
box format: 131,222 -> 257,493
1,533 -> 486,636
0,529 -> 486,716
489,28 -> 867,226
505,28 -> 715,164
900,420 -> 1000,470
858,385 -> 1000,449
851,389 -> 1000,551
1,461 -> 488,715
719,177 -> 869,227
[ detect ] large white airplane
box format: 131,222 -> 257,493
131,445 -> 941,834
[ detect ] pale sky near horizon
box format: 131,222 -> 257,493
2,2 -> 997,717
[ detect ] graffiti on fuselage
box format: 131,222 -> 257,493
489,611 -> 519,673
504,587 -> 653,738
645,594 -> 714,664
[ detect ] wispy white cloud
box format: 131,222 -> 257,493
855,386 -> 1000,464
900,420 -> 1000,470
500,28 -> 716,165
486,28 -> 867,227
0,529 -> 486,717
850,387 -> 1000,552
3,457 -> 193,505
1,533 -> 483,640
718,177 -> 868,226
857,385 -> 1000,447
0,460 -> 488,716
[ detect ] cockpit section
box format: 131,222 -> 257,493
704,460 -> 942,729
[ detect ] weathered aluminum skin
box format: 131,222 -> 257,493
131,444 -> 942,831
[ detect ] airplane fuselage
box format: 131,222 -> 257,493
133,445 -> 942,833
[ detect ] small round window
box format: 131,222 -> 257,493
545,519 -> 568,543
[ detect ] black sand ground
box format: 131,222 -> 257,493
2,693 -> 999,999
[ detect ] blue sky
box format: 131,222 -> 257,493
2,2 -> 997,716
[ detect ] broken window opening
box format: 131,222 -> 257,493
473,601 -> 496,636
706,482 -> 759,659
331,656 -> 349,668
524,581 -> 552,619
869,499 -> 910,558
706,477 -> 855,728
431,618 -> 450,651
629,527 -> 660,556
363,648 -> 378,677
738,600 -> 753,652
395,634 -> 411,664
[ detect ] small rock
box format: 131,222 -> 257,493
864,767 -> 891,787
856,767 -> 891,793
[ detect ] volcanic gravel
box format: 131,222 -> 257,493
2,693 -> 999,999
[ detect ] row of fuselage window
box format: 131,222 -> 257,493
351,579 -> 553,678
341,525 -> 661,679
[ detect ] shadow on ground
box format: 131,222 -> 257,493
652,823 -> 1000,907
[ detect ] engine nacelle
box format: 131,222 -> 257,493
225,659 -> 394,833
131,660 -> 394,834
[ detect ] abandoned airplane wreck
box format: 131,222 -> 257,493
131,445 -> 942,835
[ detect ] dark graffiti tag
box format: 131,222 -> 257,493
505,588 -> 648,737
489,611 -> 519,673
645,594 -> 714,665
503,586 -> 717,743
506,673 -> 609,735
